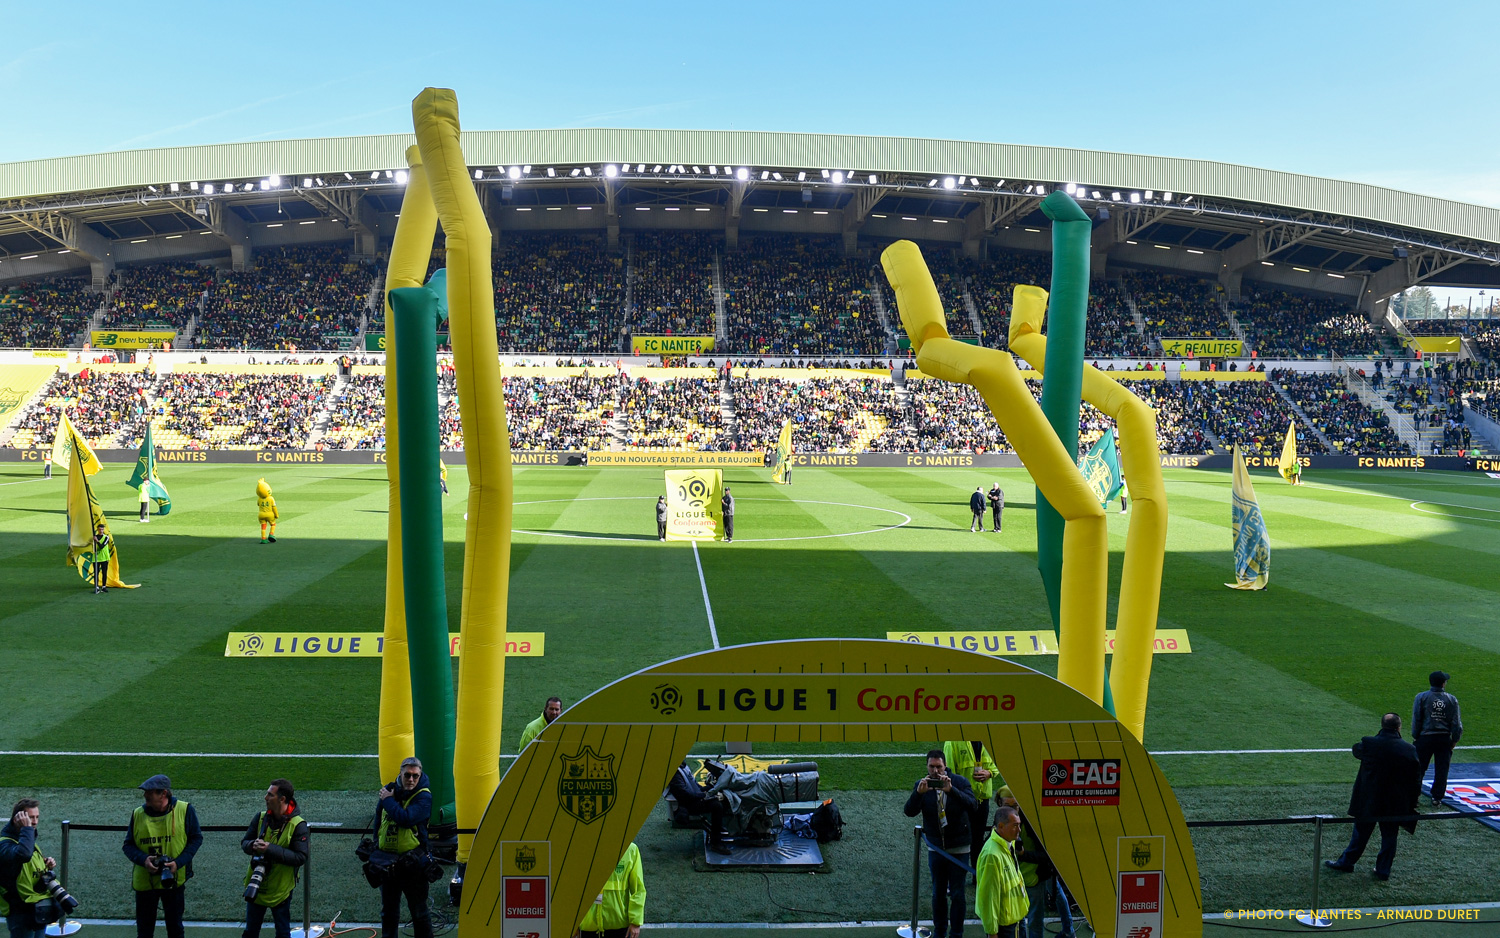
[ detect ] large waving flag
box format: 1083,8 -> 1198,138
1078,427 -> 1124,507
125,424 -> 171,515
65,423 -> 139,589
771,419 -> 794,484
51,412 -> 101,476
1226,445 -> 1270,591
1277,420 -> 1299,484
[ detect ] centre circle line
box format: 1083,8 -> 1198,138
510,495 -> 913,542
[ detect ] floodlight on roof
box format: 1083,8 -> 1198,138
301,178 -> 312,188
508,166 -> 521,180
760,170 -> 769,180
243,183 -> 255,192
270,175 -> 281,186
605,164 -> 619,177
832,171 -> 844,184
1035,185 -> 1046,194
736,167 -> 749,181
693,166 -> 702,174
583,166 -> 592,176
1163,192 -> 1173,202
1092,190 -> 1101,199
148,185 -> 157,192
385,170 -> 394,179
170,182 -> 180,192
636,164 -> 645,172
772,172 -> 783,181
821,169 -> 830,179
1111,191 -> 1121,201
797,171 -> 806,182
970,178 -> 979,186
395,170 -> 409,185
1144,190 -> 1154,199
1065,183 -> 1077,195
943,177 -> 956,190
474,169 -> 484,180
546,167 -> 556,177
1183,195 -> 1192,203
522,165 -> 531,173
190,181 -> 200,191
1129,192 -> 1141,203
370,171 -> 380,180
259,180 -> 271,191
710,165 -> 719,174
202,184 -> 214,195
344,173 -> 353,181
570,168 -> 581,177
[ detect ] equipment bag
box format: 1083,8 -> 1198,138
810,799 -> 844,842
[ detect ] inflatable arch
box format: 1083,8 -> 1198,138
459,639 -> 1201,938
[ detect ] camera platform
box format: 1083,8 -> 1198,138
701,829 -> 823,868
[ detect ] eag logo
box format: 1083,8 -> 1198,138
649,683 -> 682,715
1045,762 -> 1069,785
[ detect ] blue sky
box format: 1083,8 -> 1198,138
5,0 -> 1499,207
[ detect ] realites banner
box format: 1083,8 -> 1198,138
888,630 -> 1192,655
1159,338 -> 1243,357
665,468 -> 722,540
224,632 -> 544,657
90,330 -> 176,348
631,335 -> 715,355
587,450 -> 764,467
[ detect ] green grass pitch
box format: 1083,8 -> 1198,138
2,461 -> 1498,917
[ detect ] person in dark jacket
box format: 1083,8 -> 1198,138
122,775 -> 204,938
987,483 -> 1004,533
1325,714 -> 1421,881
1,800 -> 56,938
969,487 -> 986,532
1412,671 -> 1463,804
240,780 -> 308,938
376,758 -> 434,938
904,751 -> 977,938
721,488 -> 735,542
666,762 -> 731,854
656,496 -> 667,541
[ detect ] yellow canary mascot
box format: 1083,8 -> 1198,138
256,478 -> 279,543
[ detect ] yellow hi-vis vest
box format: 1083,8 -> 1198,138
0,837 -> 49,915
131,801 -> 190,891
377,787 -> 429,855
243,813 -> 304,907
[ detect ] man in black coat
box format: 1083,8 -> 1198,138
969,487 -> 986,533
656,496 -> 667,541
1325,713 -> 1421,881
721,487 -> 735,542
987,483 -> 1004,533
903,750 -> 978,938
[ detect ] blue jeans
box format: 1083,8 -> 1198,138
243,898 -> 292,938
927,849 -> 968,938
1025,876 -> 1073,937
5,913 -> 45,938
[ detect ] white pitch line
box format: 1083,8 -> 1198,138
0,478 -> 49,487
691,541 -> 721,649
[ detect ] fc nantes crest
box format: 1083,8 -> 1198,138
558,746 -> 618,824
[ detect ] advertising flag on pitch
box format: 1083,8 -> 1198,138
664,468 -> 723,540
771,419 -> 794,484
1226,445 -> 1270,590
1078,427 -> 1123,508
1277,420 -> 1300,484
50,412 -> 101,476
65,424 -> 139,589
125,424 -> 171,515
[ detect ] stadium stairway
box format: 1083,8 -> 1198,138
710,253 -> 729,346
1199,425 -> 1227,455
718,372 -> 737,440
1121,282 -> 1154,352
866,270 -> 899,352
960,279 -> 985,337
1268,379 -> 1335,451
304,373 -> 348,449
1223,298 -> 1253,355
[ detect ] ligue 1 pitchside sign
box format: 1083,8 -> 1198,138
461,639 -> 1202,938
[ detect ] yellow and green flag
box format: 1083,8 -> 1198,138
1277,420 -> 1300,484
1078,427 -> 1123,507
66,424 -> 139,589
125,424 -> 170,515
771,419 -> 794,484
1226,446 -> 1270,591
51,412 -> 101,476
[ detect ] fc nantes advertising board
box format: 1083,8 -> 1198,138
630,335 -> 714,355
461,640 -> 1202,938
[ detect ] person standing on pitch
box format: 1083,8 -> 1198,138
376,758 -> 434,938
942,740 -> 1000,865
240,780 -> 307,938
1118,472 -> 1129,513
574,842 -> 646,938
975,806 -> 1029,938
138,483 -> 151,523
519,697 -> 563,751
1412,671 -> 1463,804
92,522 -> 112,595
42,453 -> 51,480
904,750 -> 977,938
1,799 -> 57,938
124,775 -> 203,938
1324,713 -> 1421,881
721,487 -> 735,543
987,483 -> 1004,533
656,496 -> 667,541
969,487 -> 986,532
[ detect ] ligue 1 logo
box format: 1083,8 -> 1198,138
678,475 -> 711,508
238,634 -> 264,656
648,683 -> 682,715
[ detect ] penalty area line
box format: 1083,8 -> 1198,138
692,541 -> 721,649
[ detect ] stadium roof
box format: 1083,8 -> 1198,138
4,130 -> 1499,298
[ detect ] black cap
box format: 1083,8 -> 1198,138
138,774 -> 171,791
1430,671 -> 1450,686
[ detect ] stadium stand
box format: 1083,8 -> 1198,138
627,233 -> 715,338
721,237 -> 887,357
1127,269 -> 1234,340
1272,370 -> 1409,454
1185,379 -> 1328,456
493,235 -> 626,354
618,373 -> 725,450
501,372 -> 623,451
195,245 -> 371,350
730,373 -> 900,452
9,368 -> 155,449
106,262 -> 215,330
897,379 -> 1012,454
323,374 -> 385,450
963,255 -> 1150,358
149,372 -> 334,449
0,278 -> 97,348
1236,287 -> 1381,358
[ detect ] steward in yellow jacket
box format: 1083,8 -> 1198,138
943,740 -> 1002,857
575,842 -> 645,938
976,808 -> 1028,938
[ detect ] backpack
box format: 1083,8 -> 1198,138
809,799 -> 844,843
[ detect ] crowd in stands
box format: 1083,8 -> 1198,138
196,245 -> 372,350
1398,317 -> 1490,335
1185,380 -> 1328,456
618,376 -> 724,449
1462,378 -> 1500,423
323,375 -> 385,449
1237,287 -> 1382,358
10,369 -> 155,449
0,278 -> 97,347
153,373 -> 332,448
1127,270 -> 1234,339
627,232 -> 715,337
731,376 -> 900,451
962,252 -> 1050,349
493,235 -> 626,353
1128,381 -> 1212,454
502,373 -> 623,450
106,263 -> 215,329
721,237 -> 887,356
888,380 -> 1011,454
1273,370 -> 1408,454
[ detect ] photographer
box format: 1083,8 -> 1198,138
122,775 -> 203,938
375,758 -> 434,938
240,780 -> 308,938
903,751 -> 977,938
1,800 -> 57,938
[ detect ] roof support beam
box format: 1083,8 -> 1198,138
1360,247 -> 1471,316
841,186 -> 890,253
10,207 -> 114,286
726,179 -> 749,250
303,188 -> 377,254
